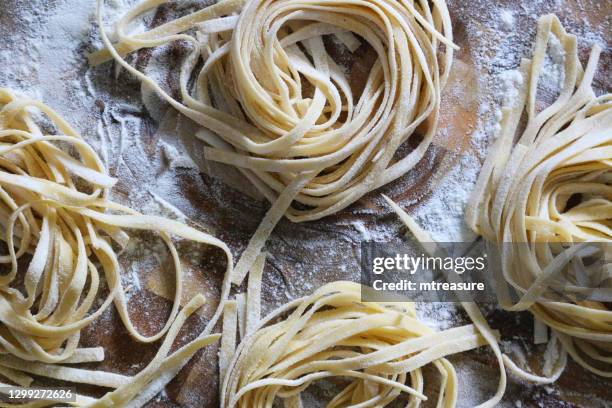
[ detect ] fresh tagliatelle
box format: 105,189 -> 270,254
90,0 -> 456,284
221,280 -> 494,408
380,14 -> 611,402
0,89 -> 234,407
466,14 -> 612,379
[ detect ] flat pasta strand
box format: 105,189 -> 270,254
0,89 -> 233,406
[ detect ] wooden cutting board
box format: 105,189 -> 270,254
0,0 -> 610,406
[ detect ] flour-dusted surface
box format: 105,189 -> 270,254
0,0 -> 610,406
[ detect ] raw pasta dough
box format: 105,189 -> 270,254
0,89 -> 233,406
466,15 -> 611,378
383,15 -> 611,399
91,0 -> 455,284
222,280 -> 492,408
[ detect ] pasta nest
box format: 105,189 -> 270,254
91,0 -> 455,222
466,15 -> 612,377
221,281 -> 491,407
0,89 -> 231,404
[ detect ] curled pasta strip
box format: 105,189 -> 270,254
0,88 -> 233,406
92,0 -> 455,284
221,281 -> 494,408
466,15 -> 612,378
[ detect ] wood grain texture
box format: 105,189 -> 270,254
0,0 -> 609,406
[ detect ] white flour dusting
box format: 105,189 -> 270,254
0,0 -> 609,406
500,9 -> 516,31
411,153 -> 480,243
540,32 -> 567,95
499,69 -> 525,108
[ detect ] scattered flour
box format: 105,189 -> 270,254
416,302 -> 462,331
499,9 -> 516,31
161,140 -> 199,170
351,220 -> 371,241
412,153 -> 480,243
499,69 -> 525,108
540,33 -> 566,96
0,0 -> 609,406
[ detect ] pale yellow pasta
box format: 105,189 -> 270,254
0,89 -> 232,407
381,16 -> 611,401
222,280 -> 493,408
466,15 -> 611,378
91,0 -> 456,285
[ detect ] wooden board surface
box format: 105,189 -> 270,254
0,0 -> 610,406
